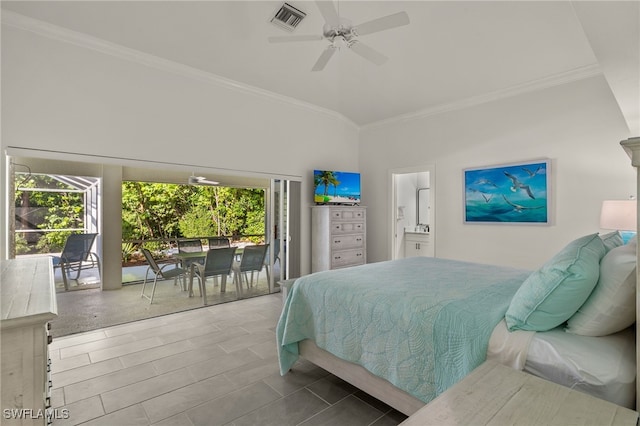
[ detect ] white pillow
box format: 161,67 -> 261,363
566,242 -> 636,336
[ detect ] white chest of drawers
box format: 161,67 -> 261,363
1,258 -> 58,426
311,206 -> 366,272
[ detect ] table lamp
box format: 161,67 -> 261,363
600,199 -> 637,243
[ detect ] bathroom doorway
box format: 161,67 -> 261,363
389,165 -> 436,260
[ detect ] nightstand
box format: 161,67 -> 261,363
400,360 -> 638,425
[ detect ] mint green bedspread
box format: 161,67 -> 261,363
277,257 -> 530,403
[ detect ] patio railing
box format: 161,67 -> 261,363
122,235 -> 266,265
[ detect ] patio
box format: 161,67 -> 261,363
50,262 -> 279,338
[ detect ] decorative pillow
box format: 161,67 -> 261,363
505,234 -> 606,332
600,231 -> 623,252
566,242 -> 636,336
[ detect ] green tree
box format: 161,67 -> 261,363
122,182 -> 196,241
314,171 -> 340,197
122,182 -> 265,244
14,175 -> 267,255
14,174 -> 84,253
178,205 -> 216,237
214,187 -> 265,242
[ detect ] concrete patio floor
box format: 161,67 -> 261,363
51,263 -> 280,338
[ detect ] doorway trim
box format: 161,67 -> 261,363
388,164 -> 436,260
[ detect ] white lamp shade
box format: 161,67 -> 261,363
600,200 -> 637,231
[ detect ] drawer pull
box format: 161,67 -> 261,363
48,335 -> 53,344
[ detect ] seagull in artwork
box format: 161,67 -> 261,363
481,193 -> 493,203
503,171 -> 535,199
502,195 -> 545,212
522,166 -> 542,177
476,179 -> 498,188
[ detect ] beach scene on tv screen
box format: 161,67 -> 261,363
314,170 -> 361,204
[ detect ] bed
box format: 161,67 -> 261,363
277,138 -> 640,416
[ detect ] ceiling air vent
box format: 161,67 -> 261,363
271,3 -> 306,32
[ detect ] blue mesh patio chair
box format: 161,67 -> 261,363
232,244 -> 269,298
189,247 -> 236,305
51,233 -> 100,291
207,236 -> 230,249
140,248 -> 187,304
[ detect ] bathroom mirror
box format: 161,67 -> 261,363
417,187 -> 430,226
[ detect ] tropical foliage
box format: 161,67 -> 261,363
123,183 -> 265,244
14,175 -> 266,256
14,174 -> 84,254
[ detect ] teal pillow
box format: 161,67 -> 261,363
505,234 -> 606,331
600,231 -> 623,252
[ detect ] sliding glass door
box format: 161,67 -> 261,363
267,179 -> 301,292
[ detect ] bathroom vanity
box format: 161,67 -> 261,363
404,228 -> 434,258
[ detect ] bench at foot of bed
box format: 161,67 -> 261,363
400,360 -> 638,426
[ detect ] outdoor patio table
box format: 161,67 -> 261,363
174,249 -> 244,296
172,251 -> 206,291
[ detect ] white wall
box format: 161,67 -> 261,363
360,75 -> 635,269
3,23 -> 636,274
1,25 -> 360,274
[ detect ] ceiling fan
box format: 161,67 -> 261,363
188,175 -> 219,186
268,1 -> 410,71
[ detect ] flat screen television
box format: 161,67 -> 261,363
313,170 -> 361,205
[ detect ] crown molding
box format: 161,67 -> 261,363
2,11 -> 359,130
361,63 -> 603,131
2,10 -> 603,133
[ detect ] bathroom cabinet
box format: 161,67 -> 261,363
404,232 -> 434,258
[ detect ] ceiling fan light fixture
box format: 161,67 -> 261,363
331,35 -> 350,49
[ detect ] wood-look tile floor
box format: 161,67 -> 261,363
50,293 -> 409,425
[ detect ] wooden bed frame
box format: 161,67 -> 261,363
299,340 -> 425,415
620,137 -> 640,411
298,137 -> 640,416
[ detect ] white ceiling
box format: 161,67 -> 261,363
2,1 -> 638,130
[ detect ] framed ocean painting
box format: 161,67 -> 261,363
464,159 -> 550,224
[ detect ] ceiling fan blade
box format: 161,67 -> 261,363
315,1 -> 340,27
353,11 -> 410,36
312,47 -> 337,71
349,41 -> 388,66
268,35 -> 324,43
189,176 -> 219,186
